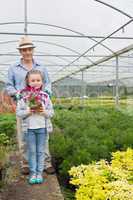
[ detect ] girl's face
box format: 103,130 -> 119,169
28,74 -> 43,88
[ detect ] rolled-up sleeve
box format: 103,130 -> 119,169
43,67 -> 52,96
16,99 -> 30,119
6,66 -> 17,96
45,98 -> 54,118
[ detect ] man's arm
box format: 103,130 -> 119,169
5,66 -> 17,96
43,67 -> 52,97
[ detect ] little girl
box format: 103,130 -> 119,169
16,70 -> 54,184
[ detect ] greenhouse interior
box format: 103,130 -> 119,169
0,1 -> 133,200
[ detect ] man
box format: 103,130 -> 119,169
6,36 -> 55,174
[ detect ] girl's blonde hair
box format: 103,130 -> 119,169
25,69 -> 44,86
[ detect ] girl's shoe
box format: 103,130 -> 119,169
29,175 -> 36,184
36,175 -> 44,184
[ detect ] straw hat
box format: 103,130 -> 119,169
17,36 -> 36,49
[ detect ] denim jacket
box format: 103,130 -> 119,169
6,59 -> 51,96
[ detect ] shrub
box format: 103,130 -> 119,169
0,133 -> 10,145
50,107 -> 133,181
69,148 -> 133,200
0,146 -> 9,169
0,114 -> 16,137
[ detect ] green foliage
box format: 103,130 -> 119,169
0,114 -> 16,177
0,133 -> 10,145
0,146 -> 9,169
50,107 -> 133,181
0,114 -> 16,137
69,148 -> 133,200
61,186 -> 75,200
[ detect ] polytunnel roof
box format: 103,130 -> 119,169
0,0 -> 133,85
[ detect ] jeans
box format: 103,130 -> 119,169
16,117 -> 52,169
27,128 -> 46,175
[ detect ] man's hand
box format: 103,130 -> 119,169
37,105 -> 44,113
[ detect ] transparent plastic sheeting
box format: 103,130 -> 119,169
0,0 -> 133,86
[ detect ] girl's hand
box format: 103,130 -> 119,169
38,106 -> 44,113
32,105 -> 45,113
27,107 -> 32,116
38,105 -> 47,116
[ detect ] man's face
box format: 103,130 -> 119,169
19,47 -> 34,61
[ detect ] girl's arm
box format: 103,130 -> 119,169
16,99 -> 31,119
40,98 -> 54,118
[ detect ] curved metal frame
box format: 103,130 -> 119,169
0,20 -> 132,73
94,0 -> 132,19
0,21 -> 115,55
0,22 -> 116,72
0,39 -> 95,65
54,18 -> 133,78
53,42 -> 133,83
0,0 -> 133,83
0,52 -> 61,66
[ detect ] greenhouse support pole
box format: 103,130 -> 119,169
24,0 -> 28,35
115,56 -> 119,107
81,70 -> 85,106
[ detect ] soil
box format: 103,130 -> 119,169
0,153 -> 64,200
